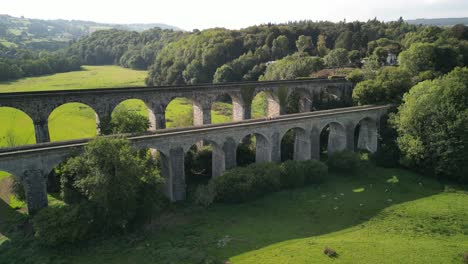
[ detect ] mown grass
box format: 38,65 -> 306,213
0,163 -> 466,264
0,65 -> 147,92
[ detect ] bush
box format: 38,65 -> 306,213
194,181 -> 217,207
280,160 -> 328,188
213,163 -> 281,203
327,150 -> 360,174
60,138 -> 164,231
33,203 -> 97,247
280,160 -> 306,188
301,160 -> 328,184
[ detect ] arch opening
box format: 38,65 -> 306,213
355,118 -> 378,153
211,94 -> 233,124
320,122 -> 347,159
48,103 -> 98,142
236,133 -> 270,166
251,91 -> 268,119
285,91 -> 308,114
0,107 -> 35,148
166,97 -> 194,128
281,127 -> 310,162
111,99 -> 154,132
184,140 -> 224,199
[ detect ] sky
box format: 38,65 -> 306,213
1,0 -> 468,30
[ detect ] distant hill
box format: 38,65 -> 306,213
0,14 -> 181,51
406,17 -> 468,26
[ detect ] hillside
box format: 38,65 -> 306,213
0,14 -> 181,51
406,17 -> 468,26
1,163 -> 467,263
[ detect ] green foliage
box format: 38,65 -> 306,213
260,52 -> 324,81
296,35 -> 314,54
348,50 -> 362,66
185,145 -> 213,180
272,35 -> 290,59
212,163 -> 281,203
146,29 -> 243,86
110,107 -> 150,134
392,67 -> 468,182
316,34 -> 329,57
60,137 -> 164,230
346,68 -> 365,84
327,150 -> 361,174
398,43 -> 437,75
280,160 -> 328,188
213,64 -> 237,83
398,41 -> 464,76
324,48 -> 349,68
32,203 -> 97,247
352,67 -> 413,105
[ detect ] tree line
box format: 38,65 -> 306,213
0,44 -> 81,81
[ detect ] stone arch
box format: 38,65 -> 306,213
48,102 -> 99,142
295,89 -> 313,113
280,127 -> 310,161
165,96 -> 198,128
0,107 -> 36,147
183,137 -> 225,179
251,91 -> 269,119
211,93 -> 233,124
355,117 -> 378,153
252,91 -> 281,118
236,131 -> 271,166
111,98 -> 156,131
320,121 -> 347,156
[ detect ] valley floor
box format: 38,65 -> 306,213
0,163 -> 467,263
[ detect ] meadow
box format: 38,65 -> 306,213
0,65 -> 268,148
0,162 -> 466,263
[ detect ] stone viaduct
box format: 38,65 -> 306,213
0,105 -> 391,214
0,78 -> 353,143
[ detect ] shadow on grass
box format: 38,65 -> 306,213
0,163 -> 446,263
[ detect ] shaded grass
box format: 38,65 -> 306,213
0,164 -> 466,263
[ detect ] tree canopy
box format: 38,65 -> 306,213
392,67 -> 468,182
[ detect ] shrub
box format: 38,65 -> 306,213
280,160 -> 306,188
301,160 -> 328,184
281,160 -> 328,188
33,203 -> 97,247
248,163 -> 282,194
213,163 -> 281,203
194,181 -> 217,207
327,150 -> 360,174
60,138 -> 164,231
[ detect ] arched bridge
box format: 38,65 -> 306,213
0,105 -> 390,214
0,78 -> 353,143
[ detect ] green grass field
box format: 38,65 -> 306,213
0,65 -> 147,93
0,163 -> 466,263
0,66 -> 267,147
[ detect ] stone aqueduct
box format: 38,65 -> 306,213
0,78 -> 390,214
0,78 -> 352,143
